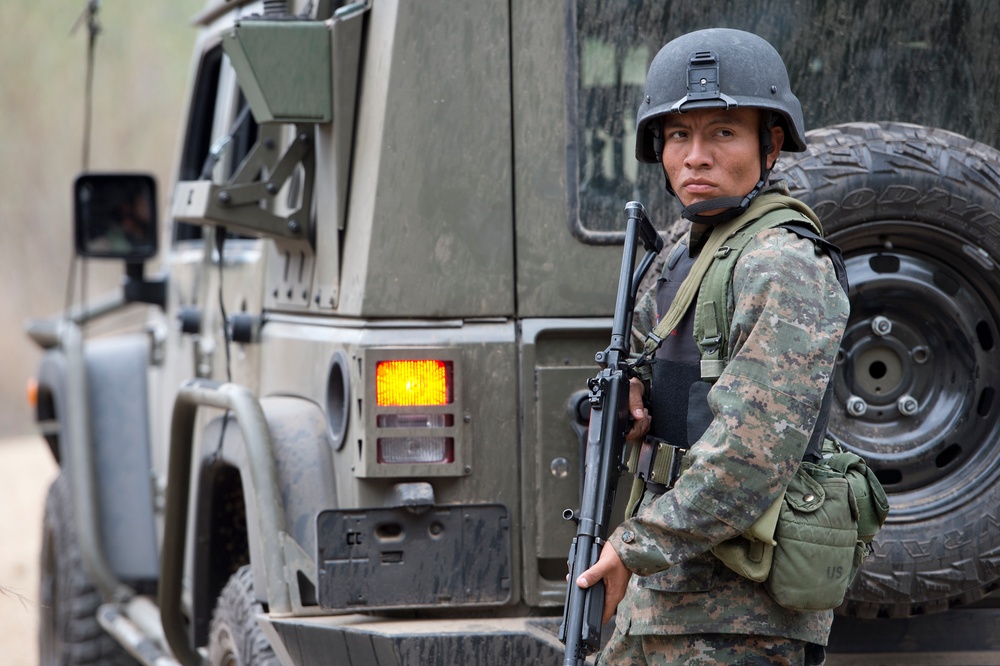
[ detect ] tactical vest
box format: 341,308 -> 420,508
647,235 -> 712,451
627,203 -> 848,501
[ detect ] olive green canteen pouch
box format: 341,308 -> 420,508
762,462 -> 862,611
714,442 -> 889,612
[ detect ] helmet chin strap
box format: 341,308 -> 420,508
679,187 -> 762,224
660,122 -> 775,226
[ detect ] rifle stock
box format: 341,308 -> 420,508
560,202 -> 663,664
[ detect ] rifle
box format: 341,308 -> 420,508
559,201 -> 663,664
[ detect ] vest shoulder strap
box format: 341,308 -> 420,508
695,208 -> 820,380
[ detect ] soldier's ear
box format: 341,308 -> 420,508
766,125 -> 785,168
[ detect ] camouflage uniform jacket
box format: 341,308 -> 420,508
608,184 -> 850,645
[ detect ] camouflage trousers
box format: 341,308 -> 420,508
597,632 -> 826,665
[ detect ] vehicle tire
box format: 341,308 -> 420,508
39,472 -> 138,665
776,121 -> 1000,618
208,565 -> 280,666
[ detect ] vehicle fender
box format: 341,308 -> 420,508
34,335 -> 159,587
84,335 -> 159,585
190,395 -> 336,645
34,348 -> 68,463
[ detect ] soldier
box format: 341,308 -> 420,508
575,28 -> 849,665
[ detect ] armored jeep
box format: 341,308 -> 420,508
29,0 -> 1000,664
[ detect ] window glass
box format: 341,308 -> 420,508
573,0 -> 1000,235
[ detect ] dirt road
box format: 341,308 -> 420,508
1,436 -> 57,666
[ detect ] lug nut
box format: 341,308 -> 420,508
846,396 -> 868,417
897,395 -> 919,416
871,316 -> 892,336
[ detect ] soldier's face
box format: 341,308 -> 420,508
660,107 -> 784,215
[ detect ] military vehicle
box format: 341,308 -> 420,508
27,0 -> 1000,664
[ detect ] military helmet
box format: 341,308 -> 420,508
635,28 -> 806,164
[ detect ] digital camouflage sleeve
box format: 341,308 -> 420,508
609,215 -> 850,644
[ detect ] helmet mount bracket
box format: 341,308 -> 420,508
669,50 -> 739,113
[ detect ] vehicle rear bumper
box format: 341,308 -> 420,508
261,614 -> 566,666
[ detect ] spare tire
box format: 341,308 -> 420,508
775,122 -> 1000,618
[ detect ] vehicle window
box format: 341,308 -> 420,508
175,46 -> 222,242
572,0 -> 1000,236
173,47 -> 259,242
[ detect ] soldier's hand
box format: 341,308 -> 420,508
625,377 -> 650,441
576,541 -> 630,625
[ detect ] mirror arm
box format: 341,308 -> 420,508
124,262 -> 168,309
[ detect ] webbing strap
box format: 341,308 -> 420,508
695,208 -> 820,380
700,297 -> 724,379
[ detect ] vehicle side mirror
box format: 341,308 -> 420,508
74,173 -> 158,261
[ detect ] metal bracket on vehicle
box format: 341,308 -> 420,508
172,123 -> 316,246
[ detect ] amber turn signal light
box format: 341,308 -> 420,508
375,360 -> 451,406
